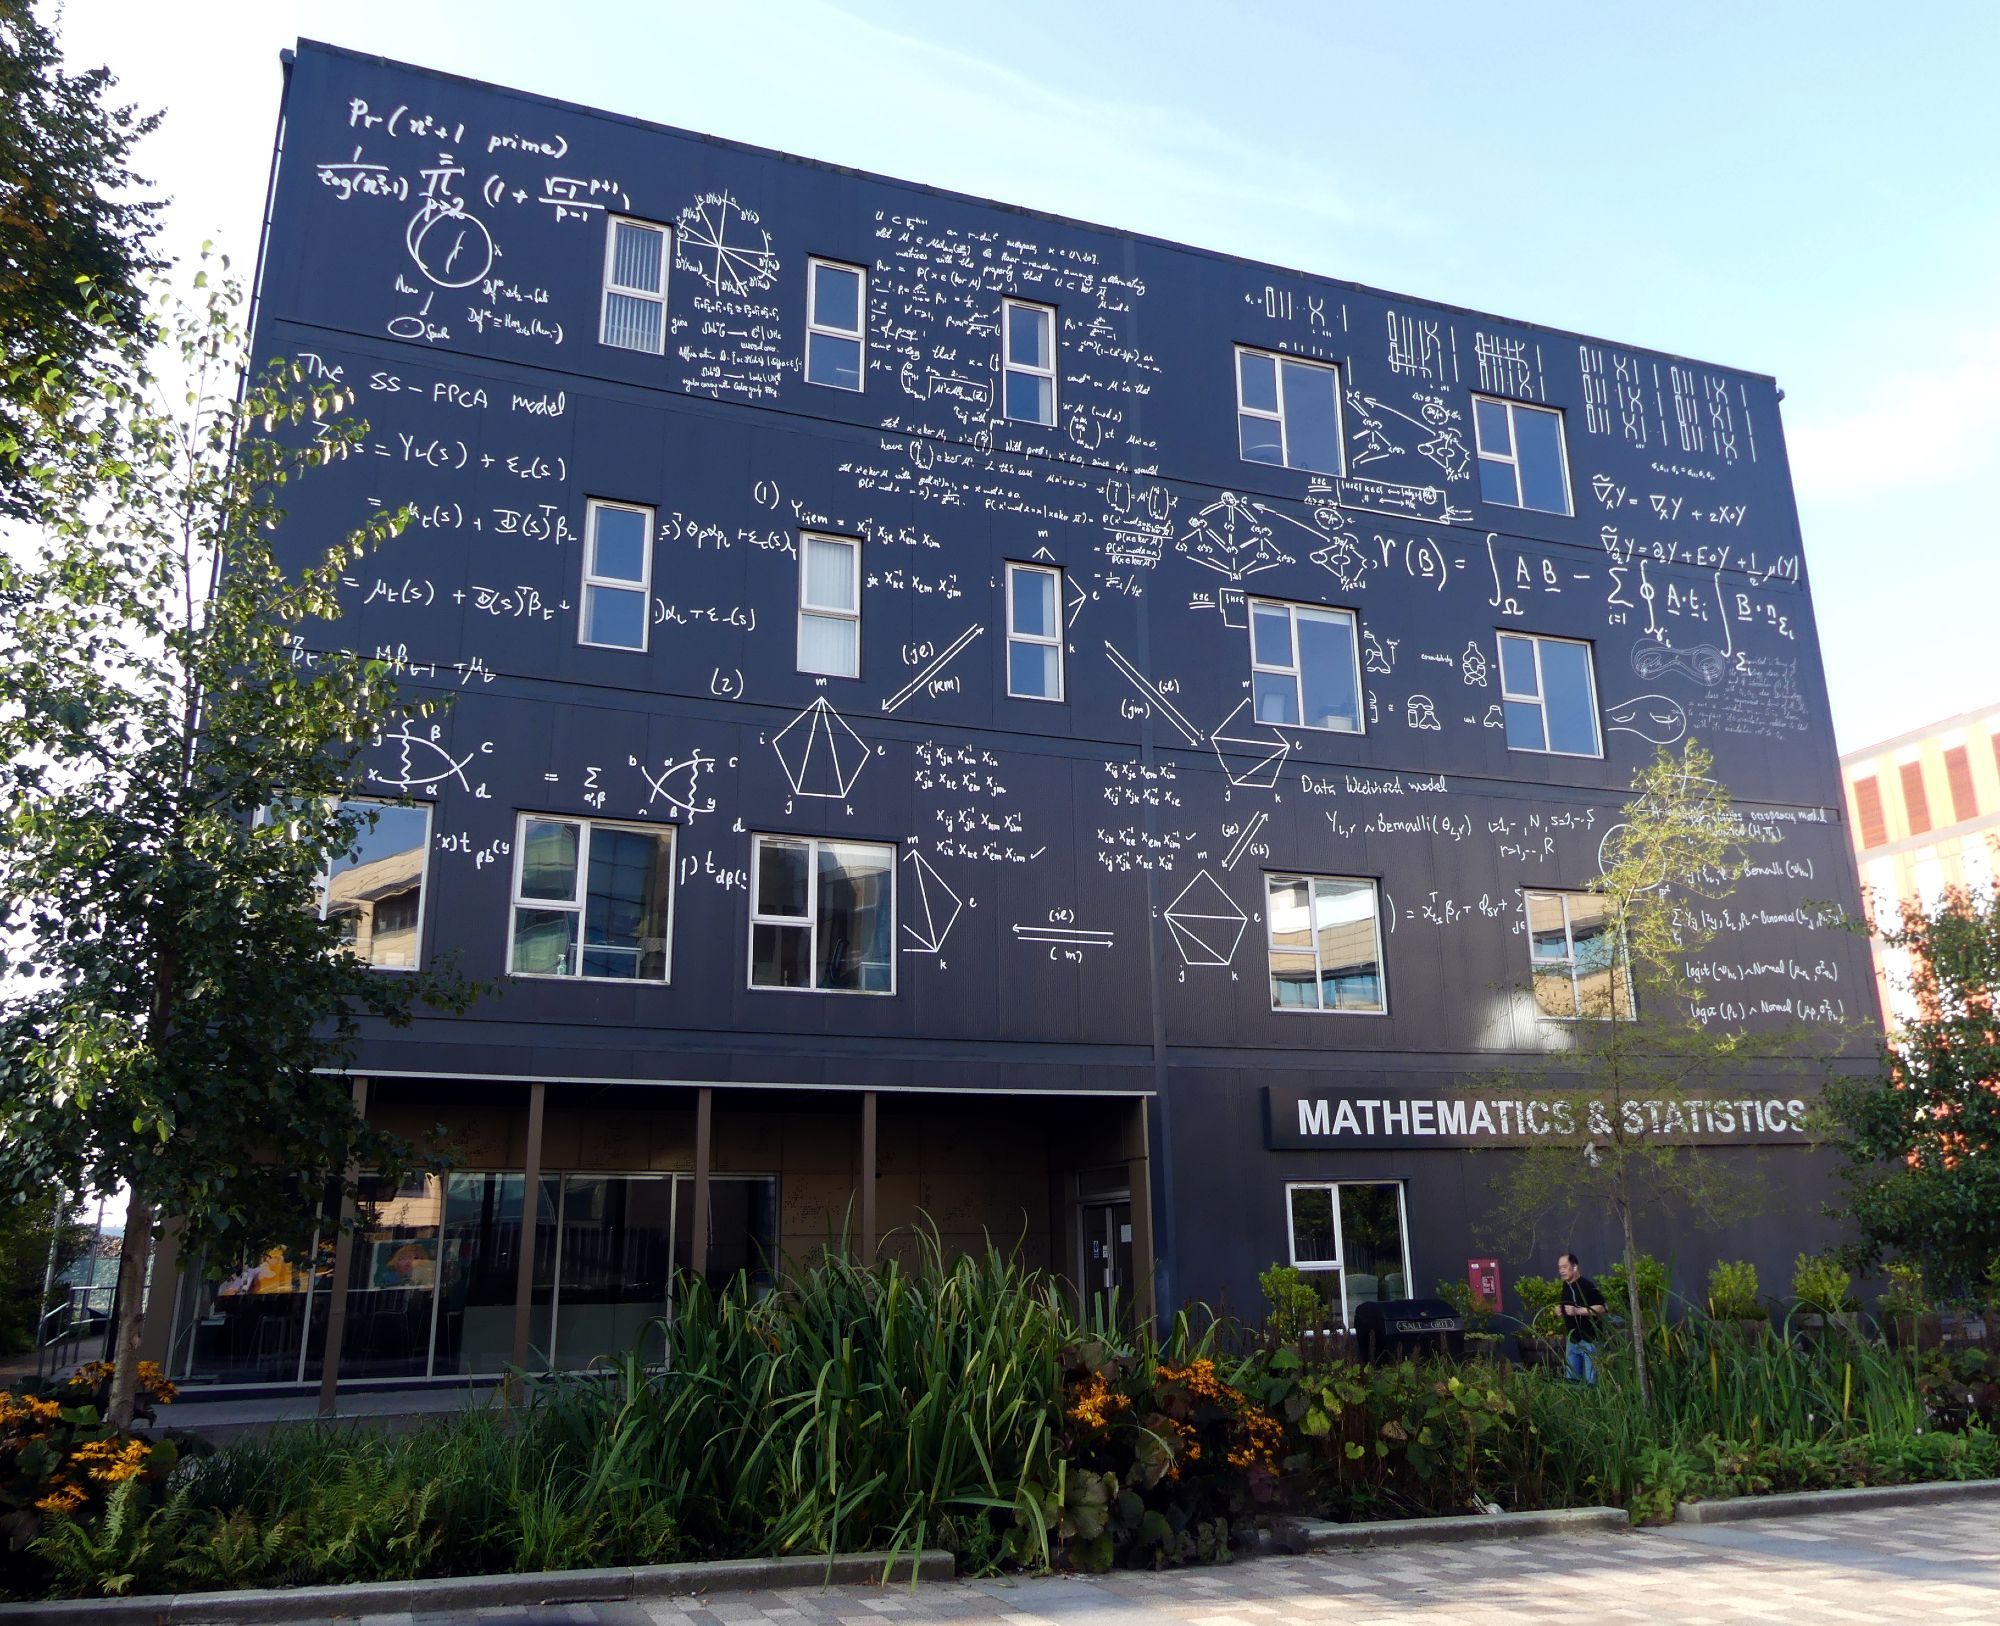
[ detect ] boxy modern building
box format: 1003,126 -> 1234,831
149,40 -> 1876,1392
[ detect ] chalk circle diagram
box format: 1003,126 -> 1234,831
1164,868 -> 1249,968
1603,693 -> 1688,745
405,197 -> 496,289
1310,529 -> 1371,592
1211,698 -> 1291,789
676,191 -> 780,297
772,698 -> 870,799
901,849 -> 965,955
367,721 -> 480,792
1179,493 -> 1293,582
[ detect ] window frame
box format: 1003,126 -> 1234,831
1234,345 -> 1345,476
579,498 -> 654,653
1001,297 -> 1057,426
1497,631 -> 1603,758
1472,393 -> 1573,516
320,796 -> 432,974
1522,888 -> 1634,1021
1005,561 -> 1066,702
506,813 -> 676,985
1263,871 -> 1388,1016
804,257 -> 867,391
797,531 -> 863,679
747,833 -> 898,997
598,215 -> 670,355
1284,1180 -> 1413,1330
1247,597 -> 1364,734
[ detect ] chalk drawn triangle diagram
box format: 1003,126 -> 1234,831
1181,494 -> 1292,582
1210,699 -> 1291,789
1164,869 -> 1248,968
773,698 -> 870,799
901,849 -> 964,954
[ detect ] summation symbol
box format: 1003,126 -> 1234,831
1210,699 -> 1291,789
772,698 -> 870,799
677,191 -> 780,297
368,721 -> 484,793
1164,869 -> 1249,968
901,849 -> 966,955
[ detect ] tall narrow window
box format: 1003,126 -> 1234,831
1006,562 -> 1064,700
1249,599 -> 1362,732
1266,873 -> 1385,1013
1236,347 -> 1343,475
1899,760 -> 1931,836
1524,890 -> 1633,1019
1002,298 -> 1056,425
600,216 -> 669,353
509,816 -> 674,981
322,799 -> 431,971
1473,396 -> 1571,514
1851,776 -> 1888,848
750,835 -> 895,994
1944,744 -> 1978,825
580,500 -> 652,651
805,258 -> 866,390
798,532 -> 861,678
1497,631 -> 1601,757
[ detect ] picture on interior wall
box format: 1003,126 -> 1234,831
368,1235 -> 438,1291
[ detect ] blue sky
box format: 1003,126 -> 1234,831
64,0 -> 1999,752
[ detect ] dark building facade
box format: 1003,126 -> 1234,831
151,40 -> 1875,1391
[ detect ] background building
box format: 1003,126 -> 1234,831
148,40 -> 1874,1391
1841,704 -> 2000,1025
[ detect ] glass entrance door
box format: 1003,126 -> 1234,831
1080,1199 -> 1133,1320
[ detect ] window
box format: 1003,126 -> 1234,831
1852,776 -> 1887,848
1286,1181 -> 1410,1328
750,835 -> 894,994
805,258 -> 866,390
580,500 -> 652,651
1002,298 -> 1056,425
1266,873 -> 1385,1013
1524,890 -> 1633,1019
323,799 -> 430,970
1945,744 -> 1978,825
1236,347 -> 1343,475
798,532 -> 861,677
599,216 -> 669,353
1250,598 -> 1362,732
509,816 -> 674,981
1006,562 -> 1064,700
1899,759 -> 1931,836
1497,631 -> 1601,756
1473,395 -> 1570,514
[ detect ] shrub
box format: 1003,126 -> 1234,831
1792,1252 -> 1856,1312
1600,1253 -> 1670,1320
1514,1275 -> 1562,1332
1879,1260 -> 1928,1318
1706,1260 -> 1764,1321
1257,1264 -> 1324,1344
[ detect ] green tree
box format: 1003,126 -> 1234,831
1822,886 -> 2000,1292
0,259 -> 463,1428
1479,741 -> 1816,1407
0,0 -> 164,520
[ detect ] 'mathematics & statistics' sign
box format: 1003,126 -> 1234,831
1266,1086 -> 1811,1151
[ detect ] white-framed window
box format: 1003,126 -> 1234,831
1249,598 -> 1362,732
805,257 -> 866,390
1266,873 -> 1385,1013
1498,631 -> 1601,756
580,499 -> 652,651
749,834 -> 895,994
1002,298 -> 1056,425
599,216 -> 670,353
798,531 -> 861,678
1006,562 -> 1064,701
1285,1181 -> 1411,1329
1236,347 -> 1343,475
1473,395 -> 1571,514
509,815 -> 674,982
322,798 -> 432,971
1524,889 -> 1633,1019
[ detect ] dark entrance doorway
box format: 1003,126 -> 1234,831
1080,1197 -> 1133,1320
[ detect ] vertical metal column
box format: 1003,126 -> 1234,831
688,1086 -> 713,1282
507,1081 -> 547,1398
859,1091 -> 878,1261
315,1077 -> 369,1419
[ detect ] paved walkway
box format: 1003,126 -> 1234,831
320,1501 -> 1999,1625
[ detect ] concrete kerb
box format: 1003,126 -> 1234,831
1293,1504 -> 1629,1549
1674,1476 -> 2000,1525
0,1549 -> 956,1626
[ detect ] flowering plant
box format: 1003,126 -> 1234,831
0,1363 -> 179,1555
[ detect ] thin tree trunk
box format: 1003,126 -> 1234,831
1616,1180 -> 1651,1409
103,1201 -> 152,1430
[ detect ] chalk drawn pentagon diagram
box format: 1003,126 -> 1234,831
900,849 -> 965,955
1603,693 -> 1688,745
773,698 -> 870,799
367,722 -> 482,793
405,198 -> 496,288
676,191 -> 779,298
1210,699 -> 1291,789
1164,868 -> 1249,968
1178,493 -> 1293,582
